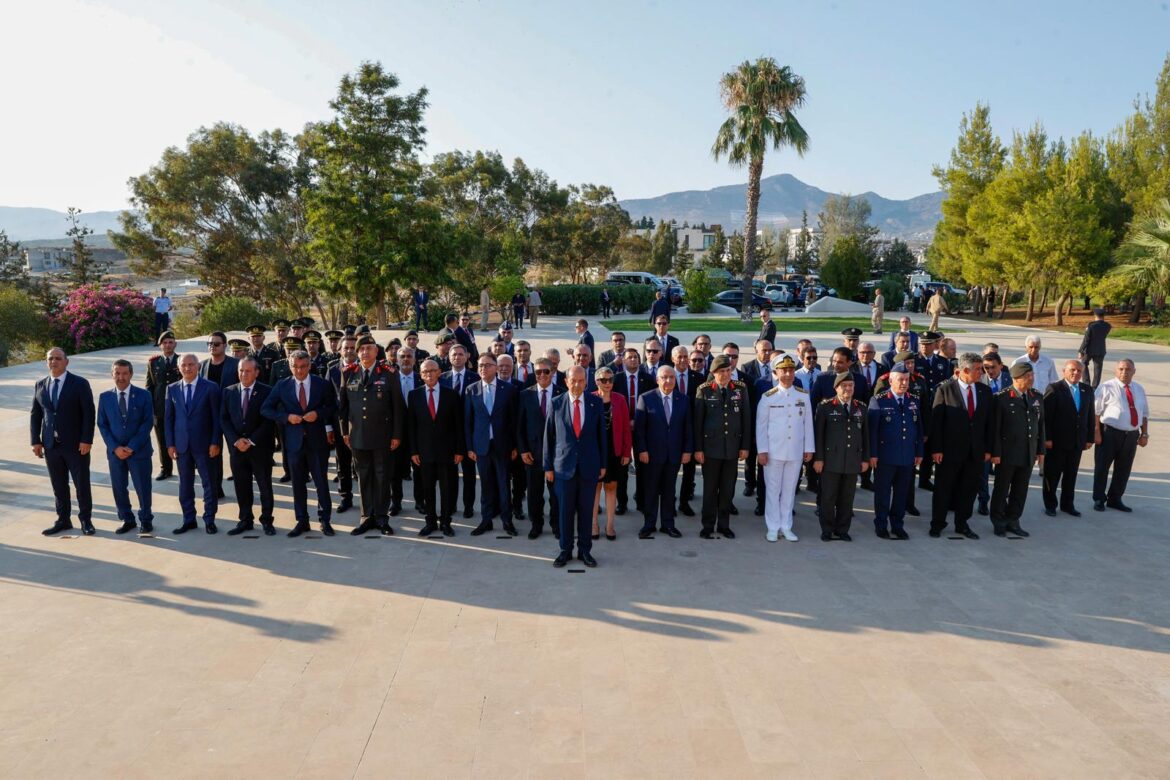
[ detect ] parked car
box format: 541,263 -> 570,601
764,285 -> 795,306
714,289 -> 772,312
666,283 -> 684,306
924,281 -> 967,297
606,271 -> 667,291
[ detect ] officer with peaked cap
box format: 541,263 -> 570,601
867,361 -> 923,539
755,354 -> 814,542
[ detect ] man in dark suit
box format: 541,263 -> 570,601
32,348 -> 96,535
145,331 -> 182,480
649,289 -> 671,323
614,348 -> 656,514
886,317 -> 920,353
544,366 -> 607,567
1078,308 -> 1112,388
453,313 -> 479,365
758,308 -> 776,349
165,353 -> 223,534
677,348 -> 707,515
647,316 -> 679,365
574,319 -> 596,368
409,359 -> 465,536
464,353 -> 518,536
928,353 -> 994,539
97,359 -> 154,534
326,336 -> 359,514
514,341 -> 536,386
741,338 -> 774,386
441,343 -> 480,518
220,356 -> 276,536
634,365 -> 692,538
517,358 -> 563,539
1042,359 -> 1094,516
199,331 -> 239,500
598,332 -> 626,371
261,350 -> 338,537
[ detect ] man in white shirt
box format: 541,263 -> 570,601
153,288 -> 172,341
1092,359 -> 1149,512
1011,335 -> 1058,392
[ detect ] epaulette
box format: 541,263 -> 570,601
764,386 -> 780,397
342,362 -> 360,374
794,387 -> 808,394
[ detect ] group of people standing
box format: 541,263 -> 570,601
29,308 -> 1150,568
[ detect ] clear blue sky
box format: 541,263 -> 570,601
4,0 -> 1169,212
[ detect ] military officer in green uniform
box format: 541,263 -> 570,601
989,362 -> 1045,537
270,336 -> 301,482
228,338 -> 250,361
323,330 -> 344,364
145,330 -> 182,480
692,354 -> 752,539
271,319 -> 292,358
338,335 -> 405,535
813,372 -> 870,541
433,333 -> 455,373
303,330 -> 330,378
247,325 -> 278,383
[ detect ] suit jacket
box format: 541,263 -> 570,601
199,356 -> 239,388
514,361 -> 537,387
96,385 -> 153,458
220,382 -> 275,451
634,390 -> 692,464
649,298 -> 671,323
440,368 -> 479,397
577,331 -> 596,367
928,378 -> 993,460
31,372 -> 95,450
613,370 -> 657,421
408,384 -> 464,463
261,375 -> 336,453
758,319 -> 777,346
741,358 -> 772,385
597,349 -> 622,369
887,330 -> 920,353
674,367 -> 704,401
1079,320 -> 1111,357
644,333 -> 679,363
1043,380 -> 1094,451
517,384 -> 565,462
453,327 -> 479,364
543,392 -> 607,480
464,380 -> 516,457
165,378 -> 223,454
853,362 -> 882,403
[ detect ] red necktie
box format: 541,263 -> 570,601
573,399 -> 582,438
966,385 -> 974,419
678,373 -> 685,395
1124,384 -> 1138,427
299,381 -> 308,411
428,388 -> 436,420
522,365 -> 528,382
628,375 -> 636,419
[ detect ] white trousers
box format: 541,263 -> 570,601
762,458 -> 801,533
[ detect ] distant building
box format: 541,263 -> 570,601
24,244 -> 126,275
629,222 -> 724,269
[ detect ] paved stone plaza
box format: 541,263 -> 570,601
2,313 -> 1168,779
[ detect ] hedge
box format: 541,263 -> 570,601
54,284 -> 153,353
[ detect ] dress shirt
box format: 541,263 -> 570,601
956,378 -> 977,411
1094,378 -> 1149,432
1011,353 -> 1058,391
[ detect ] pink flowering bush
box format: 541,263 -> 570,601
54,284 -> 154,353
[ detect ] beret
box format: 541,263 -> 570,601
833,371 -> 855,388
1009,362 -> 1033,379
710,354 -> 732,372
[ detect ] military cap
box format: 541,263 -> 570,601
499,322 -> 513,331
246,324 -> 267,336
710,354 -> 733,372
921,330 -> 943,344
833,371 -> 855,388
405,329 -> 419,338
343,324 -> 357,336
1092,307 -> 1106,316
303,330 -> 322,342
356,335 -> 377,348
894,350 -> 916,363
1009,362 -> 1033,379
283,336 -> 305,350
889,362 -> 909,375
355,324 -> 372,336
324,329 -> 343,340
271,318 -> 292,328
841,327 -> 863,339
435,333 -> 456,346
341,332 -> 358,342
771,354 -> 797,370
156,330 -> 176,345
227,338 -> 249,350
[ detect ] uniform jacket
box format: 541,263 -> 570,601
145,353 -> 181,415
814,397 -> 870,473
96,384 -> 153,459
337,362 -> 404,450
990,386 -> 1045,465
693,380 -> 752,458
1079,320 -> 1111,358
754,383 -> 814,461
867,390 -> 924,466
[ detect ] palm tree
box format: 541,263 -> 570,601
1111,199 -> 1170,323
712,57 -> 809,318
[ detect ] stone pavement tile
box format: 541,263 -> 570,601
862,759 -> 928,779
895,727 -> 986,779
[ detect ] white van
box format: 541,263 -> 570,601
606,271 -> 666,290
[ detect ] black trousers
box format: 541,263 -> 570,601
526,463 -> 559,531
990,461 -> 1033,530
641,460 -> 681,531
45,446 -> 92,524
1043,446 -> 1083,511
289,445 -> 331,524
153,414 -> 172,474
919,457 -> 935,488
459,458 -> 476,513
701,457 -> 738,532
352,448 -> 391,521
334,440 -> 353,499
418,460 -> 456,523
745,442 -> 758,491
680,460 -> 697,502
930,456 -> 982,532
1093,426 -> 1139,503
510,456 -> 527,513
228,446 -> 274,524
1085,355 -> 1105,389
818,470 -> 857,535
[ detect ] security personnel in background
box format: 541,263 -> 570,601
988,362 -> 1044,537
303,331 -> 330,378
338,334 -> 405,535
228,338 -> 250,361
814,372 -> 870,542
248,325 -> 279,383
271,319 -> 292,357
916,331 -> 950,492
323,330 -> 344,364
327,334 -> 359,514
269,336 -> 302,482
433,333 -> 455,373
867,362 -> 923,540
145,330 -> 182,480
756,355 -> 814,543
841,327 -> 863,364
692,354 -> 751,539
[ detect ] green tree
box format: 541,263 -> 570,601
726,231 -> 746,276
712,57 -> 809,318
1110,199 -> 1170,315
816,194 -> 878,259
647,220 -> 676,276
61,208 -> 108,288
0,230 -> 30,289
0,284 -> 48,367
673,239 -> 695,276
793,209 -> 815,274
531,184 -> 628,283
612,232 -> 653,271
680,268 -> 717,313
1107,54 -> 1170,219
820,235 -> 870,300
703,224 -> 727,268
875,238 -> 918,278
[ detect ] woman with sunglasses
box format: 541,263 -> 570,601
591,366 -> 631,540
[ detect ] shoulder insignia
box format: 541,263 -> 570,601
794,387 -> 808,394
764,386 -> 780,397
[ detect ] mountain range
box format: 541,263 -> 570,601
0,206 -> 125,243
618,173 -> 943,241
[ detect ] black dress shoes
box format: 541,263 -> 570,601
678,502 -> 695,517
606,533 -> 617,541
638,527 -> 654,539
379,520 -> 395,536
513,508 -> 526,521
699,529 -> 714,539
928,528 -> 942,538
578,552 -> 598,567
743,485 -> 755,497
216,488 -> 226,500
958,528 -> 980,540
1007,526 -> 1029,537
527,527 -> 542,540
754,505 -> 764,516
288,522 -> 311,538
320,521 -> 335,536
80,520 -> 96,536
728,504 -> 739,515
1044,508 -> 1057,517
279,473 -> 292,483
977,503 -> 989,516
205,521 -> 218,534
836,532 -> 852,542
994,527 -> 1007,537
116,521 -> 137,535
43,521 -> 74,536
227,521 -> 254,536
553,551 -> 571,567
351,520 -> 375,536
1093,500 -> 1105,511
463,507 -> 475,519
821,531 -> 833,541
140,521 -> 154,534
1063,506 -> 1081,517
155,471 -> 172,481
440,523 -> 454,537
719,528 -> 736,539
261,522 -> 275,536
389,504 -> 402,517
470,522 -> 493,536
336,497 -> 353,514
419,523 -> 438,537
503,522 -> 519,536
875,528 -> 890,539
905,505 -> 921,516
663,527 -> 682,538
1106,500 -> 1132,512
892,529 -> 909,540
173,521 -> 198,535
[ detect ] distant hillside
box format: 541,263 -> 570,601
618,174 -> 943,240
0,207 -> 125,242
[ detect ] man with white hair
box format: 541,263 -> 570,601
1011,335 -> 1058,392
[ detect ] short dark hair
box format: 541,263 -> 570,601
722,341 -> 739,351
611,331 -> 625,340
111,358 -> 133,373
210,331 -> 227,344
832,346 -> 853,360
983,351 -> 1002,365
576,318 -> 588,327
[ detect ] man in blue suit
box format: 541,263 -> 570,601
262,350 -> 337,537
31,347 -> 96,535
544,366 -> 607,567
464,353 -> 518,536
97,359 -> 155,534
165,353 -> 223,534
221,356 -> 276,536
634,365 -> 692,538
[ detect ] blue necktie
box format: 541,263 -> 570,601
1071,383 -> 1080,412
185,383 -> 192,407
51,377 -> 60,406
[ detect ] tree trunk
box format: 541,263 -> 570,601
971,287 -> 982,318
1053,290 -> 1070,327
375,296 -> 387,330
1038,286 -> 1049,316
999,286 -> 1010,318
1129,291 -> 1146,324
740,157 -> 764,321
1025,288 -> 1036,321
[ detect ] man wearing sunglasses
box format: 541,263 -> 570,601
648,316 -> 679,364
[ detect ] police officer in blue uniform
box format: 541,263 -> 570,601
867,362 -> 924,540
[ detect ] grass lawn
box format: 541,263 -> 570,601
1109,328 -> 1170,347
603,316 -> 964,334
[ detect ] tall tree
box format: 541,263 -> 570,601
816,194 -> 878,259
726,231 -> 746,276
1107,54 -> 1170,219
703,224 -> 727,268
61,208 -> 108,288
0,230 -> 30,289
647,220 -> 676,276
531,184 -> 628,283
712,57 -> 808,318
874,238 -> 918,278
793,209 -> 815,274
612,232 -> 653,271
820,235 -> 871,300
673,238 -> 695,276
